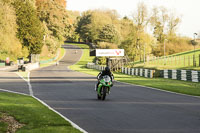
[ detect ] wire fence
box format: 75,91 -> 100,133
141,54 -> 200,67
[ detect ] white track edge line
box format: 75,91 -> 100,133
27,72 -> 33,96
67,45 -> 200,99
15,55 -> 88,133
0,88 -> 88,133
115,80 -> 200,99
16,72 -> 33,96
0,88 -> 29,96
32,96 -> 88,133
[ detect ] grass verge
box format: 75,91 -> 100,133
0,92 -> 81,133
40,47 -> 66,68
66,43 -> 200,97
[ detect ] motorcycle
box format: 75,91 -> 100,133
97,75 -> 113,100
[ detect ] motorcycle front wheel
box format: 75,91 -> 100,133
101,87 -> 107,100
97,94 -> 101,100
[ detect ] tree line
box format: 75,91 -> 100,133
0,1 -> 197,62
0,0 -> 72,61
73,3 -> 197,62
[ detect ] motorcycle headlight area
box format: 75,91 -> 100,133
104,76 -> 111,82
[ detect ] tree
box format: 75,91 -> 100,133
0,0 -> 24,60
36,0 -> 71,53
119,17 -> 134,41
132,2 -> 149,32
131,2 -> 151,61
76,10 -> 114,44
54,0 -> 67,8
14,0 -> 44,54
66,10 -> 80,42
75,11 -> 92,42
150,6 -> 169,44
98,24 -> 120,44
167,12 -> 181,36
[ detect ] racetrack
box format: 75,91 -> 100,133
1,45 -> 200,133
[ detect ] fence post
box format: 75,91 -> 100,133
171,56 -> 173,66
199,54 -> 200,67
189,56 -> 190,66
193,55 -> 196,67
175,56 -> 176,66
184,56 -> 185,67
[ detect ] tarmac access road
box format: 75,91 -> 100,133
1,44 -> 200,133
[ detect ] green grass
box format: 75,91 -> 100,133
134,48 -> 200,70
0,92 -> 81,133
0,120 -> 7,133
67,43 -> 95,74
114,73 -> 200,96
40,47 -> 66,68
0,46 -> 81,132
66,43 -> 200,97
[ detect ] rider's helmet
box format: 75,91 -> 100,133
105,66 -> 110,72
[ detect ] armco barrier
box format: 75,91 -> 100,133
24,62 -> 40,71
162,69 -> 200,83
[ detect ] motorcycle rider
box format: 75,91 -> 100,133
96,66 -> 114,91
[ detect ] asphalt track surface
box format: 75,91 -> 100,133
0,71 -> 29,94
1,45 -> 200,133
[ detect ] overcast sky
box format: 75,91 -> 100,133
67,0 -> 200,38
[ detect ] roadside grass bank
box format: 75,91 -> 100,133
66,43 -> 200,97
0,92 -> 81,133
133,48 -> 200,71
132,63 -> 200,71
40,47 -> 66,68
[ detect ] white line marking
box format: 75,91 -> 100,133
0,88 -> 29,96
14,51 -> 88,133
27,72 -> 33,96
16,72 -> 33,96
0,87 -> 88,133
33,96 -> 88,133
15,72 -> 28,82
115,80 -> 200,99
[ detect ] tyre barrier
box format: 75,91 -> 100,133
163,69 -> 200,82
87,63 -> 155,78
87,63 -> 200,82
121,67 -> 155,78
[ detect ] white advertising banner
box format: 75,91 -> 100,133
96,49 -> 124,57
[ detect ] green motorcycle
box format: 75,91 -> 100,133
97,75 -> 112,100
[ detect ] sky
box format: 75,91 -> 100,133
67,0 -> 200,38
